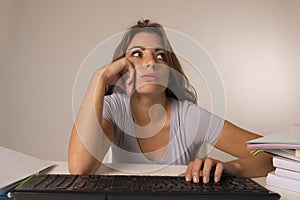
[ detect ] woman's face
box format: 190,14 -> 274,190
126,32 -> 170,95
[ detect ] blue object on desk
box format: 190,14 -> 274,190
0,175 -> 36,200
0,193 -> 13,199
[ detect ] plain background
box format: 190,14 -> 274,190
0,0 -> 299,161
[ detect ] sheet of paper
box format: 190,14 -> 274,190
0,146 -> 54,190
247,130 -> 300,144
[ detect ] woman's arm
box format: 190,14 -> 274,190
216,121 -> 274,177
68,58 -> 134,174
184,120 -> 274,183
68,69 -> 112,174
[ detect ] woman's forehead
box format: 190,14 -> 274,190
127,32 -> 164,51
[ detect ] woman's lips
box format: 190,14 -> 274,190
141,73 -> 158,81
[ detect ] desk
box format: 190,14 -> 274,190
48,161 -> 300,200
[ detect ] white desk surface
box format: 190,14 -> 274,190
48,161 -> 300,200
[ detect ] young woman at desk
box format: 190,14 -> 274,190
68,19 -> 274,183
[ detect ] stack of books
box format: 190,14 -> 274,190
247,130 -> 300,193
267,152 -> 300,193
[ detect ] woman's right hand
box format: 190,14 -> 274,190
180,157 -> 225,183
102,57 -> 135,95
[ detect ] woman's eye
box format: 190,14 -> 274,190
156,53 -> 166,60
132,51 -> 142,57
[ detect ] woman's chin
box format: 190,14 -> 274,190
134,84 -> 166,95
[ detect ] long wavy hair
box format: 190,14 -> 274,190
105,19 -> 197,104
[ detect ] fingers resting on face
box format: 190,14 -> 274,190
105,57 -> 136,95
183,158 -> 224,183
121,59 -> 135,96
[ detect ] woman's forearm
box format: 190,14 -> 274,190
224,152 -> 274,177
68,68 -> 111,174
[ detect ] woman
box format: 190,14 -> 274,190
68,19 -> 274,183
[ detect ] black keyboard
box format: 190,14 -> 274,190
12,174 -> 280,200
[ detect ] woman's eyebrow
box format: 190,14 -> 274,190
128,46 -> 166,51
154,47 -> 166,51
128,46 -> 146,51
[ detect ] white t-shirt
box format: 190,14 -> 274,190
103,93 -> 224,165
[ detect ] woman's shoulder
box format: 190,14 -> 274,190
104,92 -> 129,111
173,99 -> 203,111
105,92 -> 128,102
173,99 -> 217,120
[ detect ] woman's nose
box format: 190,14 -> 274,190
144,53 -> 156,68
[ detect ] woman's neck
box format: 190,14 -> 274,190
130,92 -> 169,127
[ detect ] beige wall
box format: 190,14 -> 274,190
0,0 -> 299,161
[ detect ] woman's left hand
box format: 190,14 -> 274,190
179,157 -> 224,183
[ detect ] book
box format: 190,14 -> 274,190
266,149 -> 300,162
267,172 -> 300,193
275,167 -> 300,181
0,146 -> 54,196
272,156 -> 300,172
247,130 -> 300,157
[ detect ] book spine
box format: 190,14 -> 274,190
275,167 -> 300,181
267,172 -> 300,193
273,157 -> 300,172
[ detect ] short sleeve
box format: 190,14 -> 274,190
202,110 -> 224,145
181,101 -> 224,146
102,93 -> 133,134
103,95 -> 114,125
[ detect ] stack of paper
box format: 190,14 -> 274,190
267,156 -> 300,193
0,146 -> 54,198
247,130 -> 300,193
247,130 -> 300,156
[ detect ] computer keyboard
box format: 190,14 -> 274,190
12,174 -> 280,200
